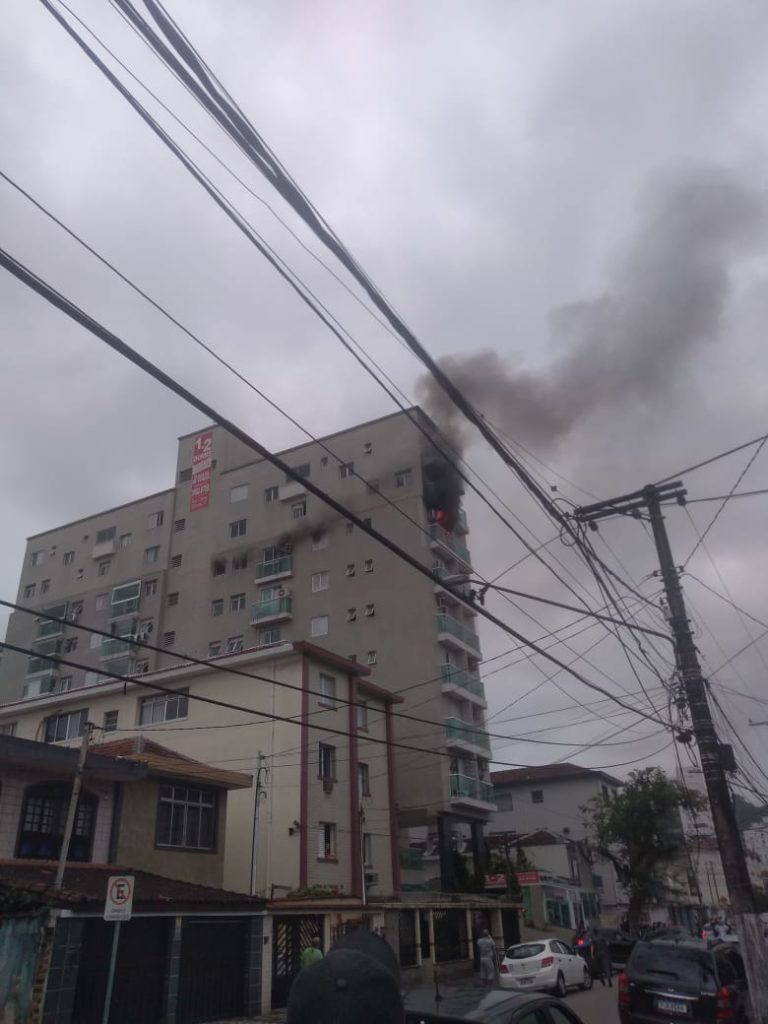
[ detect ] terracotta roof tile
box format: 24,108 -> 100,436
89,737 -> 252,790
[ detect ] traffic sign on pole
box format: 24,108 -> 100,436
104,875 -> 134,922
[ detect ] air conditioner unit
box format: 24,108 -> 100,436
277,588 -> 286,597
323,780 -> 334,794
136,631 -> 149,642
364,872 -> 378,886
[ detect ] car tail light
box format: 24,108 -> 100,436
541,956 -> 554,968
716,986 -> 736,1021
618,972 -> 630,1006
499,964 -> 509,974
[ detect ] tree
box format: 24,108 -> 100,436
583,767 -> 704,933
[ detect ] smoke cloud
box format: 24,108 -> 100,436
417,165 -> 766,451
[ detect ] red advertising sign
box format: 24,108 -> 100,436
516,871 -> 540,886
190,431 -> 213,511
484,874 -> 508,888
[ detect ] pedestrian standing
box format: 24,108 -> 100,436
476,930 -> 498,988
300,936 -> 323,969
594,933 -> 612,988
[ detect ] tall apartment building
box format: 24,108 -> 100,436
0,408 -> 495,888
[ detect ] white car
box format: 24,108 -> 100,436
498,938 -> 593,997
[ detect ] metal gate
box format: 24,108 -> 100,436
398,910 -> 418,967
433,909 -> 466,963
72,918 -> 169,1024
271,914 -> 323,1009
177,917 -> 247,1024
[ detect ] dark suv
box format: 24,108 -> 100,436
618,939 -> 749,1023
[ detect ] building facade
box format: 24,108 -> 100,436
0,408 -> 495,887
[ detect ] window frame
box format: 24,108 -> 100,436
358,762 -> 371,797
228,519 -> 247,539
139,689 -> 188,726
144,545 -> 160,564
395,468 -> 412,488
356,701 -> 368,731
291,500 -> 307,519
318,672 -> 337,707
531,789 -> 544,804
318,743 -> 337,781
311,571 -> 329,593
264,485 -> 279,503
230,484 -> 248,503
311,615 -> 329,637
147,511 -> 164,529
45,709 -> 88,743
230,593 -> 246,612
155,783 -> 217,852
317,821 -> 337,861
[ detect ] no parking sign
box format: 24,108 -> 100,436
104,875 -> 135,921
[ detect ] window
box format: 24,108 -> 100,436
230,593 -> 246,612
345,563 -> 355,577
139,690 -> 188,725
364,603 -> 375,617
143,579 -> 158,597
367,650 -> 377,665
179,467 -> 192,483
212,559 -> 227,577
71,600 -> 83,616
264,486 -> 279,503
232,554 -> 248,571
174,519 -> 186,533
319,743 -> 336,781
23,584 -> 36,600
229,519 -> 247,539
291,501 -> 307,520
363,832 -> 373,866
97,560 -> 111,577
531,790 -> 544,804
208,641 -> 221,657
364,559 -> 373,573
45,709 -> 88,743
41,579 -> 51,595
257,628 -> 282,647
64,637 -> 78,654
96,527 -> 116,544
147,511 -> 164,529
496,793 -> 513,812
63,550 -> 75,565
226,635 -> 244,653
169,554 -> 182,570
358,762 -> 371,797
347,608 -> 357,622
144,546 -> 160,564
112,580 -> 141,616
319,672 -> 337,706
90,633 -> 102,650
318,822 -> 337,860
287,463 -> 310,480
395,469 -> 412,488
356,702 -> 368,730
156,784 -> 216,851
0,723 -> 17,736
321,456 -> 328,466
119,533 -> 132,549
162,631 -> 176,648
311,571 -> 329,593
230,484 -> 248,503
363,442 -> 373,455
339,462 -> 354,478
311,615 -> 329,637
311,531 -> 329,551
76,568 -> 84,580
167,592 -> 179,607
17,782 -> 95,861
103,710 -> 118,732
211,599 -> 224,617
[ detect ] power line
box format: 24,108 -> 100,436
655,430 -> 768,487
686,488 -> 768,504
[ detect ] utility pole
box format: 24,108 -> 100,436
249,752 -> 268,897
575,482 -> 768,1021
54,721 -> 93,889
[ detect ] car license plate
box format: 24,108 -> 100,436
655,997 -> 688,1015
518,977 -> 534,985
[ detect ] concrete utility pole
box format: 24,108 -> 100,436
249,752 -> 268,897
575,482 -> 768,1021
54,721 -> 93,889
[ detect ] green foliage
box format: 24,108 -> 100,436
582,767 -> 704,932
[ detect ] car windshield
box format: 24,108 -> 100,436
630,945 -> 717,992
506,943 -> 546,960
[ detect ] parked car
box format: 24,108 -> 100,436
700,924 -> 738,943
498,939 -> 593,996
405,985 -> 590,1024
618,938 -> 749,1024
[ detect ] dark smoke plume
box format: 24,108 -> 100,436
417,165 -> 765,451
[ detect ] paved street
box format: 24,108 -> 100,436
565,980 -> 620,1024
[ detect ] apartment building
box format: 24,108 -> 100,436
0,408 -> 495,888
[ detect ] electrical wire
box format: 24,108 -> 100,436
655,430 -> 768,487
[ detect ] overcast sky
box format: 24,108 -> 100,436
2,0 -> 768,792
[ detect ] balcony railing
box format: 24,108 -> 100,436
255,554 -> 293,579
448,774 -> 495,804
101,636 -> 135,658
400,848 -> 425,869
429,523 -> 471,566
456,508 -> 469,534
445,717 -> 491,752
250,596 -> 293,622
437,614 -> 480,653
440,664 -> 485,699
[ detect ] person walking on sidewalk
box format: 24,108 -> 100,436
594,932 -> 612,988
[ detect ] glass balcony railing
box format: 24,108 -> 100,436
400,848 -> 425,869
445,717 -> 491,752
429,523 -> 471,566
255,555 -> 293,579
101,637 -> 135,658
437,614 -> 480,653
250,596 -> 293,622
449,774 -> 495,804
478,780 -> 495,804
110,598 -> 140,618
440,664 -> 485,699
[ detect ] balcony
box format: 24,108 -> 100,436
429,523 -> 471,567
110,599 -> 140,619
436,613 -> 481,657
445,717 -> 491,754
100,636 -> 136,659
449,773 -> 496,810
455,507 -> 469,534
92,539 -> 116,560
255,555 -> 293,583
279,480 -> 307,502
440,664 -> 487,706
250,595 -> 293,625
